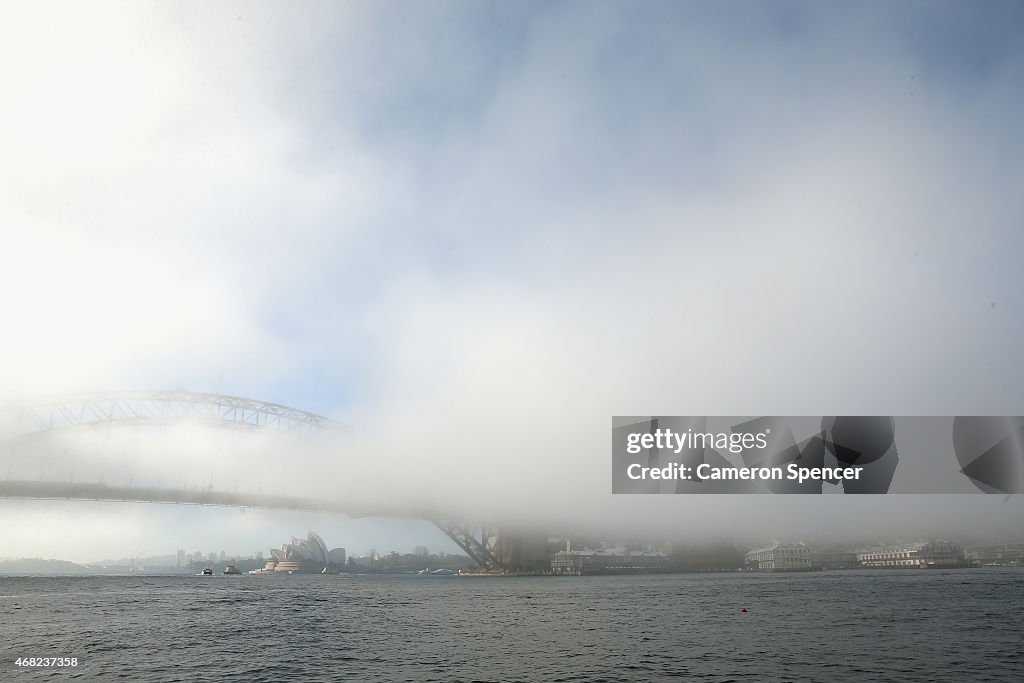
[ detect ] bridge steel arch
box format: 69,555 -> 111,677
0,391 -> 506,570
1,390 -> 335,438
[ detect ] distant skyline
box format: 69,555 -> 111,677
4,530 -> 1023,570
2,1 -> 1024,560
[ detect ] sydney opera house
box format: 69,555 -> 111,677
260,531 -> 347,573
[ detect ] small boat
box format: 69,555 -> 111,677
223,565 -> 241,575
201,568 -> 213,576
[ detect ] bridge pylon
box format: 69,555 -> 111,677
434,522 -> 501,569
433,523 -> 552,572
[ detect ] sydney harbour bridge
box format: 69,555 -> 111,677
0,390 -> 525,570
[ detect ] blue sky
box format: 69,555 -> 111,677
1,1 -> 1023,561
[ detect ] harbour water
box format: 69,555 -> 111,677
2,569 -> 1022,681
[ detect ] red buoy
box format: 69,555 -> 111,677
740,608 -> 747,613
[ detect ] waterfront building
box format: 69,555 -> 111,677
809,549 -> 858,570
262,531 -> 346,573
551,547 -> 671,575
964,543 -> 1024,566
856,540 -> 966,568
745,543 -> 812,572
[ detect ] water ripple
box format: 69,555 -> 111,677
0,570 -> 1021,681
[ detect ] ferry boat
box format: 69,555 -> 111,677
201,568 -> 213,576
223,565 -> 241,575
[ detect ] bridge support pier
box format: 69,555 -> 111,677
433,523 -> 552,572
434,521 -> 501,569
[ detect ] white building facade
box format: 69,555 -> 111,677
745,543 -> 812,572
856,540 -> 966,568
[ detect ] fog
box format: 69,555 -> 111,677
1,2 -> 1022,561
